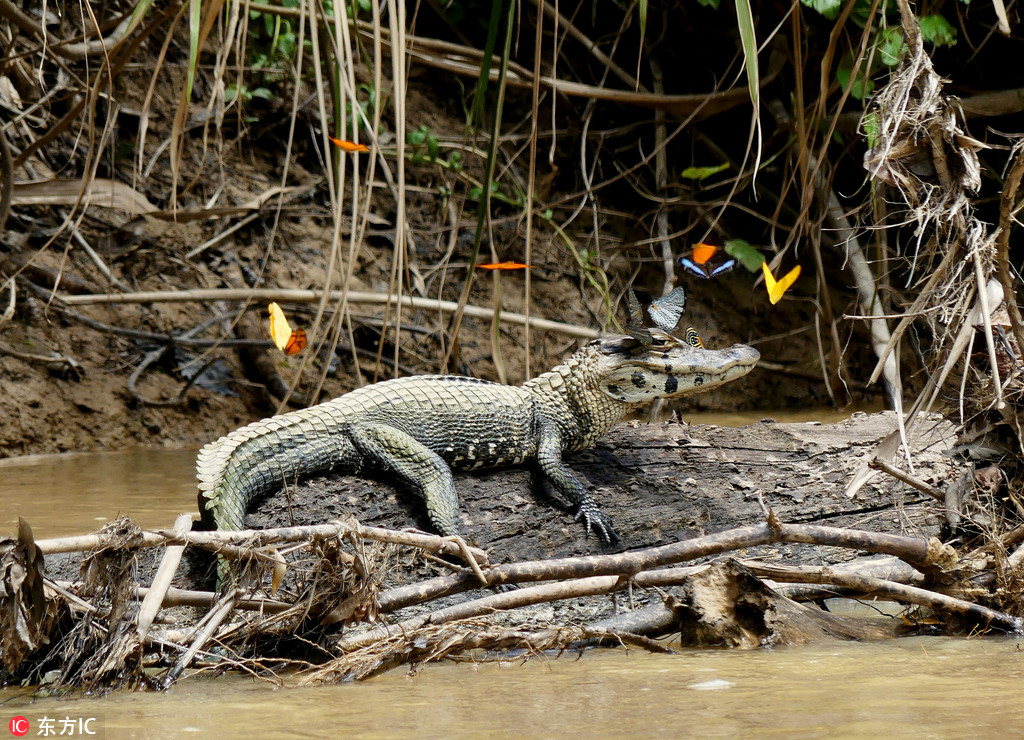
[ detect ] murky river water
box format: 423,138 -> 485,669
0,432 -> 1021,738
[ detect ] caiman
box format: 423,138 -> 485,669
196,330 -> 759,544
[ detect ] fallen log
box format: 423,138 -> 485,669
246,410 -> 960,564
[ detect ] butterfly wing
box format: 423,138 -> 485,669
625,288 -> 653,348
284,328 -> 308,356
269,302 -> 306,355
691,243 -> 718,265
647,286 -> 687,332
329,137 -> 370,153
678,257 -> 711,279
268,303 -> 294,351
762,262 -> 801,304
709,259 -> 737,278
684,325 -> 704,348
477,261 -> 534,270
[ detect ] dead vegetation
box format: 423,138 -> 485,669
1,505 -> 1021,692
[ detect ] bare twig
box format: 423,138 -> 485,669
57,288 -> 601,339
137,513 -> 193,641
162,588 -> 240,688
747,563 -> 1021,631
868,457 -> 946,501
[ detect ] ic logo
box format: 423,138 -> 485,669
8,717 -> 29,737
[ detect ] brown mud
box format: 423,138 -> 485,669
0,62 -> 877,460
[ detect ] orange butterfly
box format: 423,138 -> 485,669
268,302 -> 308,356
329,137 -> 370,153
476,261 -> 535,270
761,262 -> 801,305
691,243 -> 719,265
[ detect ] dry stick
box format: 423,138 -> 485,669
527,0 -> 647,93
994,141 -> 1024,357
343,552 -> 1017,653
972,248 -> 1004,409
35,520 -> 488,566
162,589 -> 240,688
0,0 -> 145,59
48,580 -> 291,615
66,216 -> 130,292
868,457 -> 946,502
337,575 -> 625,651
746,563 -> 1021,631
152,586 -> 290,614
56,288 -> 600,339
650,58 -> 674,299
377,521 -> 943,612
136,513 -> 193,642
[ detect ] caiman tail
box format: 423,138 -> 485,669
196,403 -> 357,532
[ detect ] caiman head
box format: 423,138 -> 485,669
524,328 -> 760,448
589,329 -> 760,404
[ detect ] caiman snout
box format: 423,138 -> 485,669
720,343 -> 761,368
680,342 -> 760,388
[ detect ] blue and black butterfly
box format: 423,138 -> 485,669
678,243 -> 737,279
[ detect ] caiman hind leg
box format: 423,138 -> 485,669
348,422 -> 463,537
535,423 -> 616,543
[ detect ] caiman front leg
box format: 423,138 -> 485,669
348,422 -> 462,537
536,422 -> 616,543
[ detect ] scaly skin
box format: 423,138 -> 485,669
197,330 -> 759,543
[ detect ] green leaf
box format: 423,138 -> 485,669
723,239 -> 766,272
186,0 -> 201,101
919,15 -> 957,47
639,0 -> 647,50
862,111 -> 880,149
836,55 -> 874,101
735,0 -> 759,105
695,0 -> 720,8
800,0 -> 842,20
681,162 -> 729,181
878,27 -> 906,67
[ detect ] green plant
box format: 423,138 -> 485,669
407,125 -> 462,170
467,181 -> 522,208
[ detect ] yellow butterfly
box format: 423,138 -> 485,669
761,262 -> 801,305
268,302 -> 307,356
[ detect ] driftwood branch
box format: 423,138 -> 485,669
36,519 -> 488,565
376,520 -> 950,613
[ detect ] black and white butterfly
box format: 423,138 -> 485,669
625,286 -> 703,349
646,286 -> 687,332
